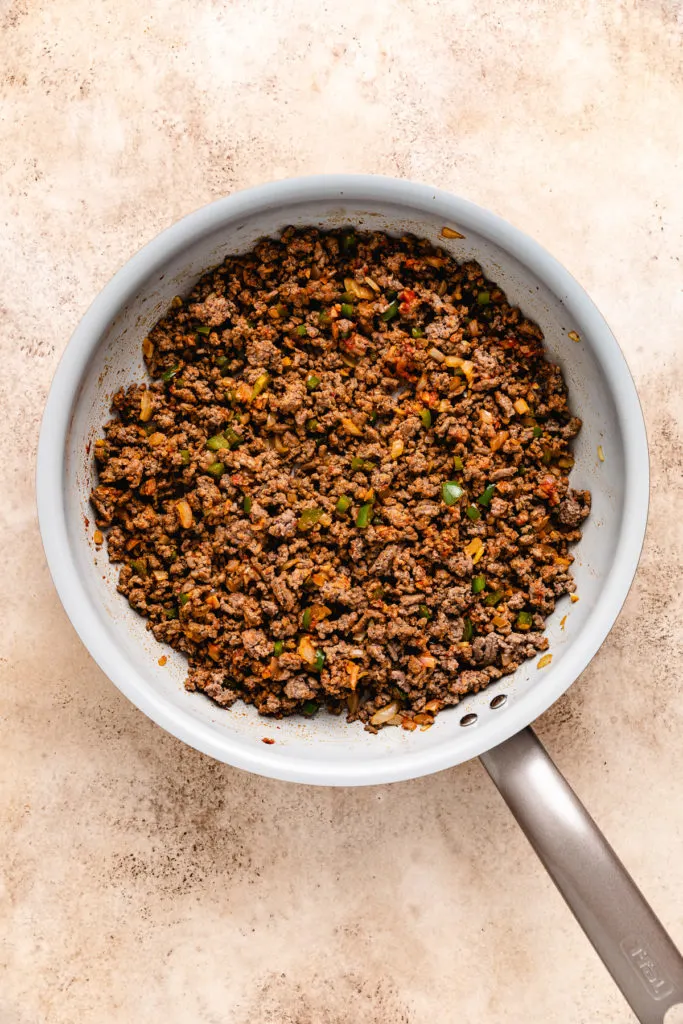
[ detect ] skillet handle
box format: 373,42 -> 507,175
480,727 -> 683,1023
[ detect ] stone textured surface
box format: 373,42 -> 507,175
2,1 -> 683,1021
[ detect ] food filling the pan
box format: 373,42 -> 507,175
91,228 -> 590,731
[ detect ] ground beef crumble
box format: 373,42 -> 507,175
91,227 -> 590,731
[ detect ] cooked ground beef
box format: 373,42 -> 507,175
91,227 -> 590,731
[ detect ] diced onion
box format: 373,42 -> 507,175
139,390 -> 154,422
343,277 -> 374,300
345,662 -> 360,691
537,653 -> 553,669
341,417 -> 362,436
347,692 -> 360,715
441,226 -> 465,239
309,603 -> 331,624
413,713 -> 434,726
370,701 -> 400,726
297,636 -> 317,665
176,499 -> 193,529
428,346 -> 445,362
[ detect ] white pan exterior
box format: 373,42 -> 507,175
36,175 -> 648,785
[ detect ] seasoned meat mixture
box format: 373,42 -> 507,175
91,227 -> 590,730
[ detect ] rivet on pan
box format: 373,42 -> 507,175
489,694 -> 507,709
460,713 -> 478,727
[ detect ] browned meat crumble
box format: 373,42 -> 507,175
91,227 -> 590,731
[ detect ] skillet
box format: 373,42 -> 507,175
36,175 -> 683,1021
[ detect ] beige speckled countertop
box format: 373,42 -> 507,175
2,1 -> 683,1021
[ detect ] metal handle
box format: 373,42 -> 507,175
480,727 -> 683,1023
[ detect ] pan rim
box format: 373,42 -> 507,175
36,174 -> 649,785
